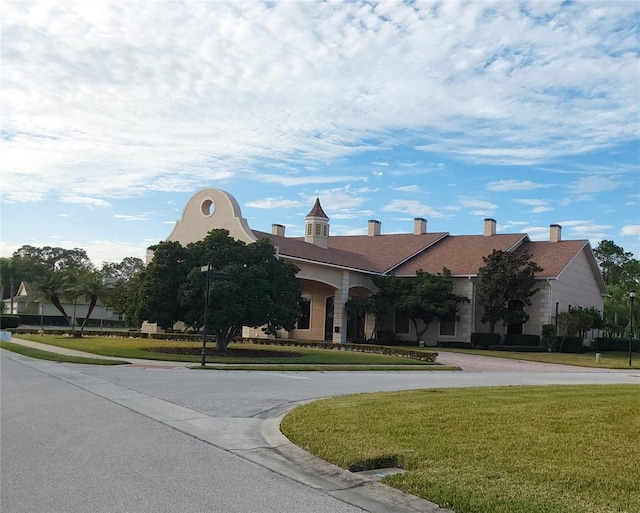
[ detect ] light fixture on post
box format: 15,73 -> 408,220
201,263 -> 212,368
629,291 -> 636,368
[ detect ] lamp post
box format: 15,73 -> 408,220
201,263 -> 212,368
630,291 -> 636,368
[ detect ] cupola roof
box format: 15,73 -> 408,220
306,198 -> 328,219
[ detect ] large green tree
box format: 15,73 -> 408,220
594,240 -> 639,336
101,257 -> 146,327
142,230 -> 301,350
477,249 -> 542,334
372,269 -> 468,344
13,245 -> 94,273
594,240 -> 633,286
139,241 -> 190,329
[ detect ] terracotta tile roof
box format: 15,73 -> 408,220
255,228 -> 596,282
306,198 -> 328,219
516,240 -> 590,278
392,234 -> 527,276
328,232 -> 448,272
253,231 -> 447,273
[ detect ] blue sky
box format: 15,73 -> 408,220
1,1 -> 639,265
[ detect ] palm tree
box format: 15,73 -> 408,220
32,272 -> 76,333
76,272 -> 113,334
0,257 -> 22,314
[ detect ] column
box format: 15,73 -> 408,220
332,270 -> 350,344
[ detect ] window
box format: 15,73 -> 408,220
297,295 -> 311,330
315,224 -> 321,236
395,313 -> 410,335
323,224 -> 327,236
306,224 -> 312,236
439,317 -> 456,336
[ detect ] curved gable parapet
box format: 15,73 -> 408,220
166,188 -> 257,246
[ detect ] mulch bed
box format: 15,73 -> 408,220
145,346 -> 303,358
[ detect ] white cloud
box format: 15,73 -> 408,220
1,1 -> 636,204
621,225 -> 640,236
393,185 -> 421,193
61,195 -> 112,208
487,180 -> 550,191
113,214 -> 148,221
458,197 -> 498,216
513,199 -> 554,213
555,220 -> 613,239
252,173 -> 366,187
245,198 -> 304,209
570,176 -> 619,194
382,200 -> 446,218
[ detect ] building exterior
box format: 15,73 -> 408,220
159,188 -> 607,345
3,281 -> 120,326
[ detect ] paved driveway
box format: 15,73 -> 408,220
2,348 -> 638,513
434,351 -> 614,372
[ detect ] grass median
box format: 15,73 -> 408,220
281,384 -> 640,513
0,341 -> 128,365
11,334 -> 451,368
433,347 -> 640,369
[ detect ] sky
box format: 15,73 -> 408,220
1,1 -> 639,267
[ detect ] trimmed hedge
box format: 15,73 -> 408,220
16,315 -> 70,326
591,337 -> 640,352
503,334 -> 540,347
489,345 -> 547,352
471,332 -> 502,349
556,336 -> 585,354
0,315 -> 21,329
437,341 -> 473,349
242,338 -> 438,362
16,314 -> 127,328
358,338 -> 418,347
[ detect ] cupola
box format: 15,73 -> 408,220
305,198 -> 329,248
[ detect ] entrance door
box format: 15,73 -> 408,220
507,300 -> 524,335
324,296 -> 334,341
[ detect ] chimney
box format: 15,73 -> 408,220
272,224 -> 286,237
550,224 -> 562,243
368,220 -> 381,236
414,218 -> 427,235
484,218 -> 497,236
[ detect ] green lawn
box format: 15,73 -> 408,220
0,341 -> 128,365
12,334 -> 443,367
432,347 -> 640,369
281,385 -> 640,513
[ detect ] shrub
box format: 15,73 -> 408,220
503,334 -> 540,347
16,314 -> 69,326
592,337 -> 640,352
541,324 -> 556,352
471,332 -> 501,349
243,338 -> 438,362
437,341 -> 473,349
488,345 -> 547,352
0,315 -> 21,329
557,336 -> 585,354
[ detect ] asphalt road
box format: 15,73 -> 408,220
2,349 -> 639,513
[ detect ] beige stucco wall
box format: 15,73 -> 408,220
550,249 -> 604,314
166,188 -> 257,247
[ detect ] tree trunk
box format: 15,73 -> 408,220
413,319 -> 429,344
80,297 -> 98,334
